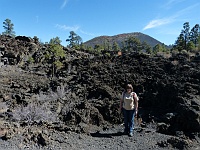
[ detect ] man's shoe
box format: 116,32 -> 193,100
123,131 -> 128,135
129,132 -> 133,137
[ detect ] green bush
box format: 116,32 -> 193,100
54,60 -> 63,69
27,56 -> 34,64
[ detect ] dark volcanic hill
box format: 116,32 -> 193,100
84,32 -> 164,48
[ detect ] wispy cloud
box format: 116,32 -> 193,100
80,30 -> 95,36
56,24 -> 96,37
174,3 -> 199,17
143,3 -> 199,30
61,0 -> 68,9
164,0 -> 186,9
56,24 -> 80,31
143,17 -> 175,30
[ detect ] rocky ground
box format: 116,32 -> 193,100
0,35 -> 200,149
0,122 -> 200,150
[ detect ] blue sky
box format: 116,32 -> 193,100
0,0 -> 199,46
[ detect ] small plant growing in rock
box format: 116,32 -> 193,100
54,60 -> 63,69
12,102 -> 57,124
0,102 -> 8,114
37,84 -> 69,102
27,56 -> 35,64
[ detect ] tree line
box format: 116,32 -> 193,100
1,18 -> 200,55
173,22 -> 200,52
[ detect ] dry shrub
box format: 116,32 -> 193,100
12,102 -> 58,124
37,84 -> 69,102
0,102 -> 8,114
11,85 -> 71,124
171,60 -> 179,66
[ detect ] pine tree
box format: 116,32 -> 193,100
2,18 -> 15,37
49,37 -> 62,45
190,24 -> 199,47
66,31 -> 82,48
103,39 -> 111,50
198,36 -> 200,51
173,22 -> 191,52
125,36 -> 141,52
181,22 -> 190,50
141,41 -> 152,54
112,41 -> 120,51
45,44 -> 65,76
153,44 -> 163,54
174,33 -> 185,52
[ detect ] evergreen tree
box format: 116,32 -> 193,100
190,24 -> 199,47
186,41 -> 195,51
153,44 -> 163,54
141,41 -> 152,54
49,37 -> 62,45
33,36 -> 39,44
112,41 -> 120,51
45,44 -> 65,76
103,39 -> 111,50
2,18 -> 15,37
173,22 -> 192,52
121,41 -> 126,52
181,22 -> 190,50
66,31 -> 82,48
125,36 -> 141,52
94,44 -> 103,54
198,36 -> 200,51
174,33 -> 185,52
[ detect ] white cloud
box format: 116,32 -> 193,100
164,0 -> 186,9
80,30 -> 95,36
56,24 -> 95,37
56,24 -> 80,31
174,3 -> 199,17
61,0 -> 68,9
143,17 -> 174,30
143,3 -> 200,30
